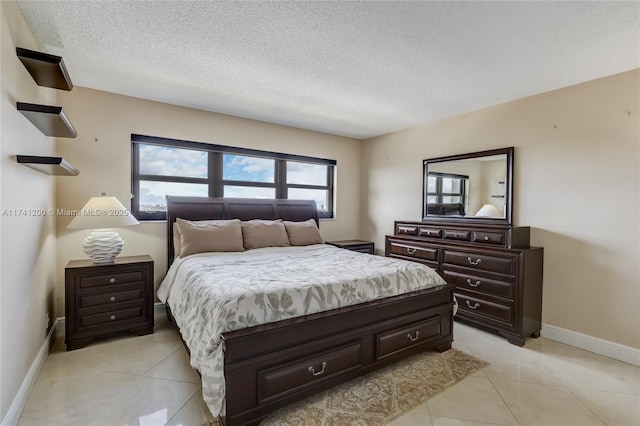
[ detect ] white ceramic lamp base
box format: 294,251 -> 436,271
83,229 -> 123,264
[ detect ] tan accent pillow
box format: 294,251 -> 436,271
241,219 -> 291,249
176,218 -> 244,257
284,219 -> 323,246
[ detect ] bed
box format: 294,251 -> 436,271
159,196 -> 456,426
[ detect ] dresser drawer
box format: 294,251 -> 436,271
258,343 -> 361,403
443,270 -> 514,300
472,231 -> 506,245
78,305 -> 145,329
443,229 -> 471,241
443,250 -> 515,275
418,227 -> 442,238
388,240 -> 438,262
396,225 -> 419,236
455,292 -> 514,326
78,287 -> 144,310
77,270 -> 145,289
376,316 -> 441,360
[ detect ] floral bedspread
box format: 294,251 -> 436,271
156,244 -> 446,416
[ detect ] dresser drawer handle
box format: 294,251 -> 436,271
110,315 -> 116,320
406,330 -> 420,342
466,301 -> 480,310
483,236 -> 490,241
308,362 -> 327,376
406,248 -> 416,255
467,257 -> 482,265
110,296 -> 116,302
466,279 -> 482,287
109,278 -> 116,284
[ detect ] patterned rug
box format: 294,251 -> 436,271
204,348 -> 488,426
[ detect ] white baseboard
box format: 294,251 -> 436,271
154,302 -> 166,317
1,319 -> 59,426
541,323 -> 640,366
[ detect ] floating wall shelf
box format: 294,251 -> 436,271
17,47 -> 73,91
17,155 -> 79,176
17,102 -> 77,138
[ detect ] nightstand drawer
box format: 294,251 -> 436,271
78,287 -> 144,309
78,306 -> 145,329
78,270 -> 145,289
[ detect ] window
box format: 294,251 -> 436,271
131,134 -> 336,219
426,172 -> 468,212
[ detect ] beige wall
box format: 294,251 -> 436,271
54,87 -> 363,317
0,1 -> 58,419
362,70 -> 640,349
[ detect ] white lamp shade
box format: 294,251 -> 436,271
67,196 -> 139,264
67,196 -> 139,229
475,204 -> 502,218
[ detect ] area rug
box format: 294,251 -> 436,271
204,348 -> 488,426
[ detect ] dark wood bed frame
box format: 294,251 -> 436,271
165,196 -> 455,426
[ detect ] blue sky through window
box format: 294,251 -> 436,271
138,143 -> 331,212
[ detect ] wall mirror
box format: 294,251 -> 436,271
423,147 -> 513,224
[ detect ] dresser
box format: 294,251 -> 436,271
65,255 -> 154,350
386,221 -> 543,346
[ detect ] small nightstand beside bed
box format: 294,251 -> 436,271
159,196 -> 455,426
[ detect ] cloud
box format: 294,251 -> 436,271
287,161 -> 327,185
140,144 -> 208,177
223,154 -> 274,182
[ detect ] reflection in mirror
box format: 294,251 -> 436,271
423,147 -> 513,223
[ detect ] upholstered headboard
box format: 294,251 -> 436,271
165,196 -> 319,268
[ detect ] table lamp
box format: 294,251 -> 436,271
67,193 -> 139,263
474,203 -> 502,218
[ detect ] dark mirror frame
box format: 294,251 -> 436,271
422,147 -> 514,225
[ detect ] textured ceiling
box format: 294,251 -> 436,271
16,1 -> 640,139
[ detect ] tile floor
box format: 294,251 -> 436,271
17,316 -> 640,426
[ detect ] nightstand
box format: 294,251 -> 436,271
326,240 -> 375,254
65,255 -> 154,350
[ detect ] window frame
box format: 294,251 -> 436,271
131,134 -> 336,220
426,172 -> 468,205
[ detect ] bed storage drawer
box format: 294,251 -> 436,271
376,316 -> 441,360
258,342 -> 362,403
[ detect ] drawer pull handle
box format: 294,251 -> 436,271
483,236 -> 490,241
466,301 -> 480,310
110,315 -> 116,320
466,279 -> 481,287
406,248 -> 416,255
110,296 -> 116,302
452,233 -> 458,237
406,331 -> 420,342
467,257 -> 482,265
308,362 -> 327,376
109,278 -> 116,284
